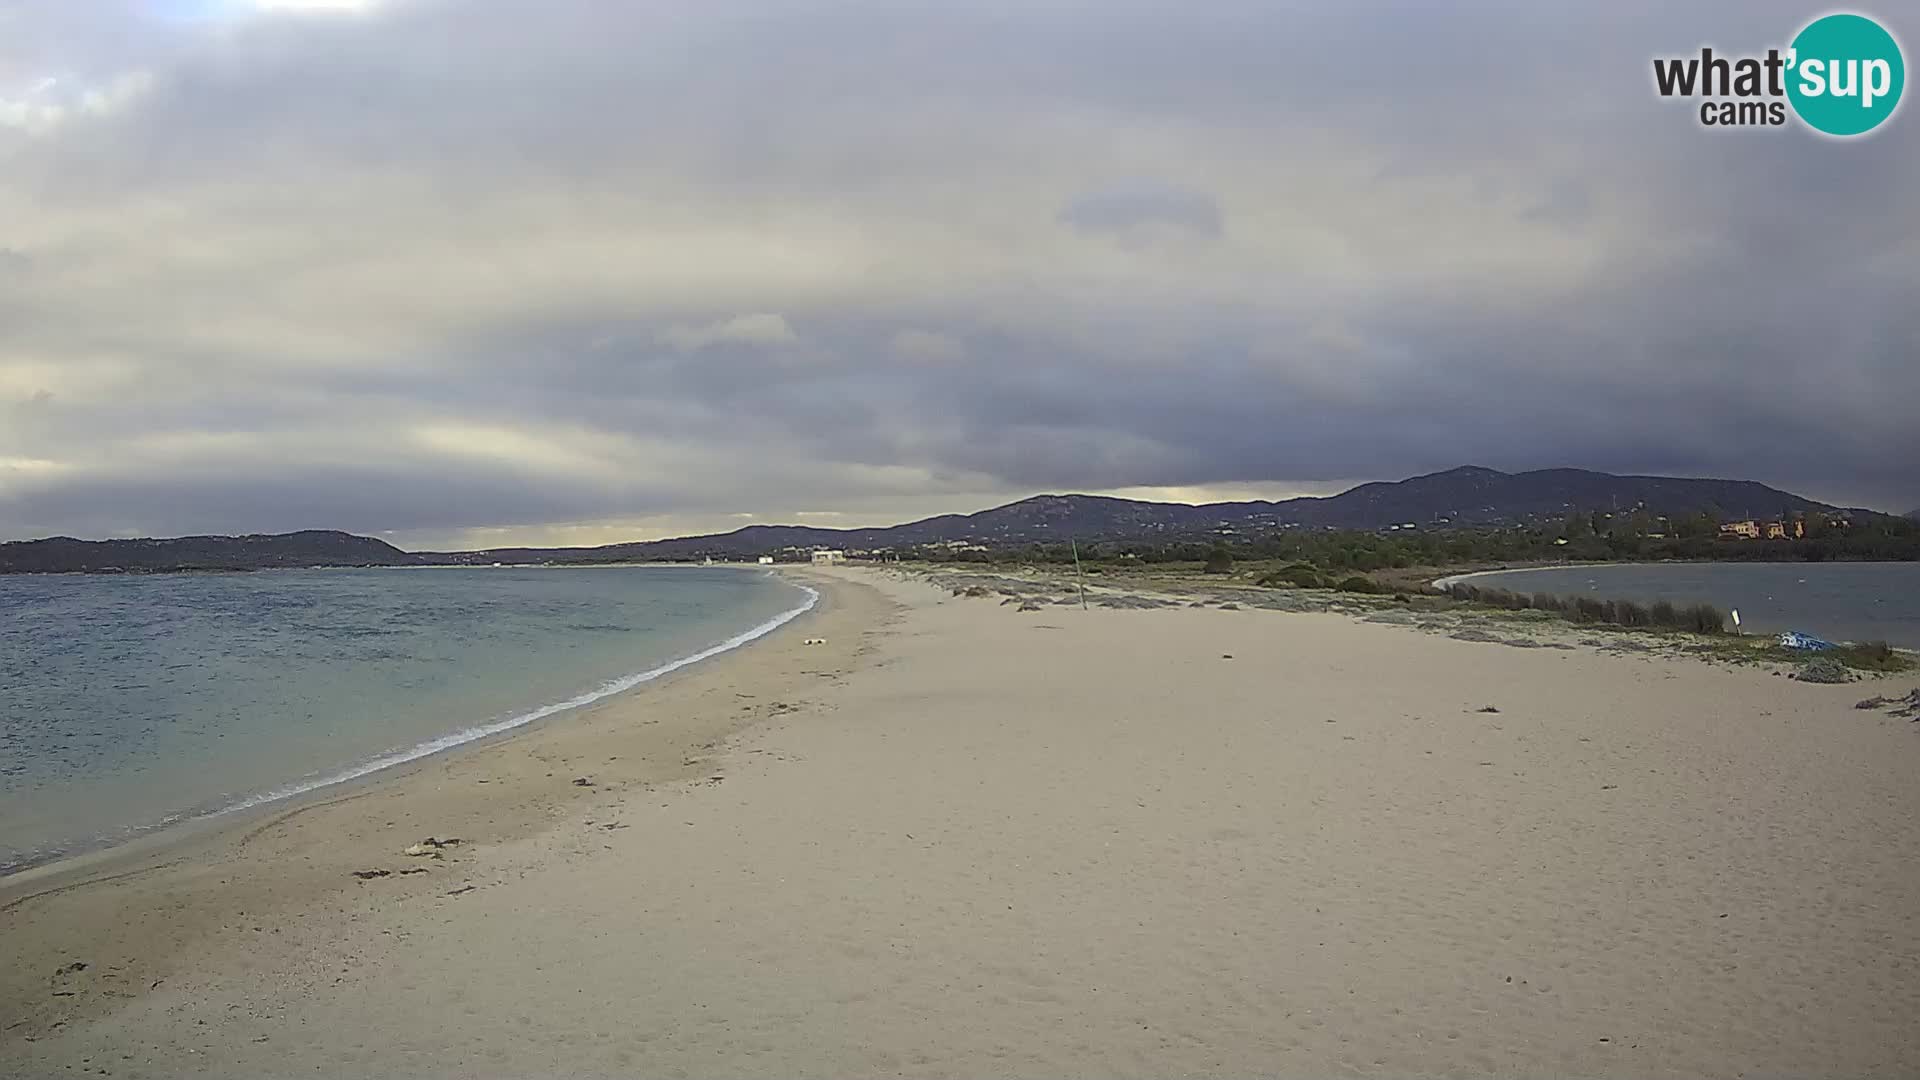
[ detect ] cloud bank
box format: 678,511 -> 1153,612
1,0 -> 1914,546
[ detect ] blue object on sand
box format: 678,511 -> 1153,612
1778,631 -> 1837,651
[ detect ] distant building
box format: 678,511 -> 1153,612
810,549 -> 847,565
1722,519 -> 1803,541
757,555 -> 775,565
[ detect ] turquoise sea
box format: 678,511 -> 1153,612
0,566 -> 814,874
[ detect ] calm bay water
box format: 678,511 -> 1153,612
0,566 -> 813,874
1454,562 -> 1920,648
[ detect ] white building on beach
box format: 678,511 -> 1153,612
810,549 -> 847,565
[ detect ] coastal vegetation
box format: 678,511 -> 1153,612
926,510 -> 1920,573
1439,581 -> 1728,633
925,553 -> 1915,676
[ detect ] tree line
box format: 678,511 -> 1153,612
908,510 -> 1920,570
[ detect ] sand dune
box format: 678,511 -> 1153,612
6,567 -> 1919,1078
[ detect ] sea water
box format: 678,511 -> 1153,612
1448,561 -> 1920,648
0,566 -> 814,874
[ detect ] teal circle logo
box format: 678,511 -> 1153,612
1786,13 -> 1905,136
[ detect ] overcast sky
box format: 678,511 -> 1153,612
2,0 -> 1915,548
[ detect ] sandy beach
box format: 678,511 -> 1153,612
5,565 -> 1919,1078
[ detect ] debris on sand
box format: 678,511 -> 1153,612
352,868 -> 392,880
1855,689 -> 1920,718
446,885 -> 477,896
397,867 -> 431,876
1792,657 -> 1854,684
402,837 -> 463,858
50,961 -> 89,988
1096,595 -> 1173,610
1449,629 -> 1501,643
1476,706 -> 1501,713
1018,601 -> 1043,612
572,776 -> 595,787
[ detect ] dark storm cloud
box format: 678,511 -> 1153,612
1,0 -> 1915,545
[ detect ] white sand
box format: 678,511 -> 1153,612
5,566 -> 1918,1078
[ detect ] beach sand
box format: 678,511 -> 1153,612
5,566 -> 1918,1078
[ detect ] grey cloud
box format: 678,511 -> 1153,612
1059,182 -> 1223,238
1,0 -> 1917,545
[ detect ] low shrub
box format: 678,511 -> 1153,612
1614,600 -> 1652,627
1794,656 -> 1853,683
1336,575 -> 1381,594
1446,582 -> 1726,636
1260,563 -> 1325,589
1828,640 -> 1911,673
1684,603 -> 1726,634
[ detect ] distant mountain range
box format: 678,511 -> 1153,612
0,530 -> 415,575
0,466 -> 1864,574
415,465 -> 1846,565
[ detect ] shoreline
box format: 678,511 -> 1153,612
1429,562 -> 1614,590
1,568 -> 887,1040
1430,560 -> 1920,649
0,568 -> 820,883
1432,557 -> 1920,589
8,565 -> 1918,1076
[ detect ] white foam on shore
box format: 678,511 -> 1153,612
208,579 -> 820,821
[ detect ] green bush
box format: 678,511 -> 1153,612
1260,563 -> 1325,588
1203,547 -> 1234,574
1335,574 -> 1381,594
1649,600 -> 1680,627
